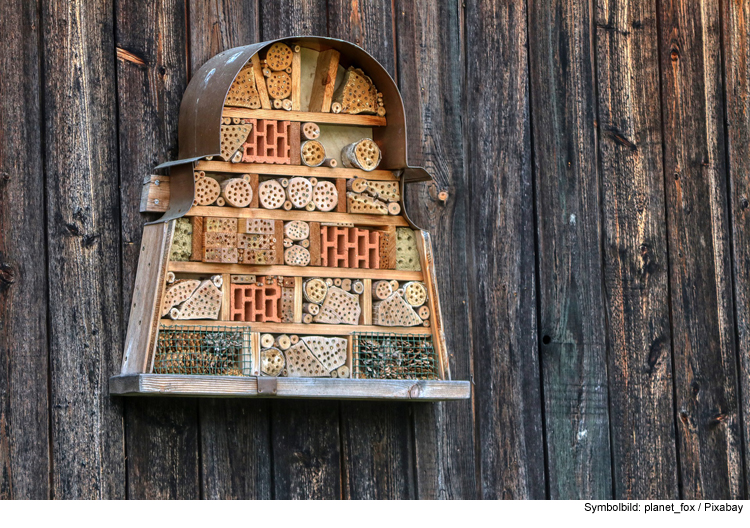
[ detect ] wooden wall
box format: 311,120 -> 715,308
1,0 -> 749,499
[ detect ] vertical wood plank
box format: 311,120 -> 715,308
189,0 -> 274,500
721,0 -> 750,495
327,0 -> 416,499
394,0 -> 477,499
595,0 -> 679,499
528,0 -> 612,499
42,0 -> 125,499
465,0 -> 546,499
259,1 -> 341,500
657,0 -> 743,499
0,0 -> 50,500
116,0 -> 199,500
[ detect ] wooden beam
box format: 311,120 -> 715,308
185,205 -> 408,227
140,174 -> 170,213
195,160 -> 397,180
159,319 -> 432,336
222,107 -> 386,127
308,49 -> 340,113
251,54 -> 271,109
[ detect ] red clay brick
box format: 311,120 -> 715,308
230,280 -> 282,322
320,226 -> 380,269
242,119 -> 292,164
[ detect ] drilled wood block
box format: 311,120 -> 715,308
203,247 -> 239,264
206,217 -> 238,232
204,232 -> 237,249
238,218 -> 275,234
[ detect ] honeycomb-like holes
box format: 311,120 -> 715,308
265,42 -> 293,71
226,65 -> 261,109
242,219 -> 275,235
285,341 -> 329,377
374,281 -> 392,300
266,71 -> 292,99
304,279 -> 327,303
178,282 -> 222,320
222,178 -> 253,207
220,125 -> 251,161
284,220 -> 309,241
261,347 -> 285,376
259,179 -> 286,209
355,139 -> 380,170
287,177 -> 313,208
301,140 -> 325,167
403,282 -> 427,307
302,336 -> 347,372
194,176 -> 221,206
310,181 -> 338,212
284,245 -> 311,266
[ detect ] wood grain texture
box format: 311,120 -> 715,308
528,0 -> 612,499
327,0 -> 418,501
259,0 -> 328,41
272,401 -> 341,498
0,0 -> 50,500
116,0 -> 198,501
188,0 -> 258,74
199,399 -> 272,499
722,0 -> 750,495
465,0 -> 545,499
42,0 -> 125,499
657,0 -> 743,499
595,0 -> 679,499
395,0 -> 476,498
125,398 -> 200,499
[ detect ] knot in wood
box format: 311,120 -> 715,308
0,261 -> 16,287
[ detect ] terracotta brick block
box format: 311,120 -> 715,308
230,280 -> 282,322
320,226 -> 380,269
204,247 -> 239,263
242,119 -> 292,164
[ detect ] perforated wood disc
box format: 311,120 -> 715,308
266,71 -> 292,99
301,140 -> 326,167
284,245 -> 311,266
302,122 -> 320,140
261,347 -> 285,376
312,181 -> 338,212
301,336 -> 347,372
284,220 -> 310,241
258,179 -> 286,209
194,176 -> 221,205
286,177 -> 313,208
355,139 -> 380,170
304,278 -> 327,304
225,65 -> 261,109
221,178 -> 253,207
402,282 -> 427,307
220,125 -> 251,161
265,42 -> 293,71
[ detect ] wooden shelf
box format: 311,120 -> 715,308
110,374 -> 471,401
223,107 -> 387,127
185,205 -> 408,227
194,160 -> 397,181
159,319 -> 432,336
168,261 -> 423,281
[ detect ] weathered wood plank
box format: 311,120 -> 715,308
528,0 -> 612,499
259,0 -> 328,41
272,401 -> 341,498
42,0 -> 125,499
116,0 -> 198,501
125,398 -> 200,499
394,0 -> 477,499
657,0 -> 743,499
0,0 -> 50,500
595,0 -> 679,499
199,399 -> 272,499
326,0 -> 418,500
721,0 -> 750,495
189,0 -> 273,501
465,0 -> 545,499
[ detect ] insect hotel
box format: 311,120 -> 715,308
110,37 -> 471,400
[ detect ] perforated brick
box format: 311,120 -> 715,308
230,280 -> 282,322
242,119 -> 292,164
320,226 -> 380,269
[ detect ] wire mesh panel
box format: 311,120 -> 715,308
353,332 -> 439,380
153,325 -> 251,376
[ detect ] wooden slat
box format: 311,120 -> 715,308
44,0 -> 125,499
140,174 -> 170,213
260,3 -> 342,500
0,0 -> 50,500
395,0 -> 477,498
195,160 -> 397,180
465,0 -> 545,499
327,0 -> 417,500
528,0 -> 612,499
223,107 -> 386,127
186,205 -> 408,227
117,0 -> 199,501
160,319 -> 432,336
110,375 -> 471,400
658,0 -> 743,499
722,0 -> 750,495
189,0 -> 272,500
595,0 -> 679,498
308,49 -> 340,113
169,260 -> 423,281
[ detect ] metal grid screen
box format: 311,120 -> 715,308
353,332 -> 439,380
153,325 -> 251,376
